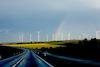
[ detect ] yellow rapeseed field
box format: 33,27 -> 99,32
5,43 -> 66,49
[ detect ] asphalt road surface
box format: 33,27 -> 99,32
0,46 -> 53,67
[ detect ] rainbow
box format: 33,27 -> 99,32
54,19 -> 65,40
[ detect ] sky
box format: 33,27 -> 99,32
0,0 -> 100,43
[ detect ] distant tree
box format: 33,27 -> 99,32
29,41 -> 32,44
83,38 -> 88,45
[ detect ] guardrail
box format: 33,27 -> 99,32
31,50 -> 54,67
0,47 -> 28,67
33,49 -> 100,66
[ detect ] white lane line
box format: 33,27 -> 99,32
12,55 -> 26,67
33,52 -> 54,67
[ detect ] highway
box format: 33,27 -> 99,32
0,46 -> 53,67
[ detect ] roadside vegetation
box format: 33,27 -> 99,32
0,46 -> 24,60
38,38 -> 100,62
4,43 -> 66,49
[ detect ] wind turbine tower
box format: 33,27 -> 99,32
83,33 -> 89,39
30,33 -> 32,42
61,33 -> 64,41
37,31 -> 40,42
19,35 -> 21,42
68,33 -> 70,40
21,34 -> 24,42
52,34 -> 55,41
89,35 -> 91,40
19,33 -> 24,42
47,34 -> 49,41
20,34 -> 24,42
79,36 -> 81,40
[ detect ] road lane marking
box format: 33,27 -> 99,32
12,55 -> 26,67
33,51 -> 54,67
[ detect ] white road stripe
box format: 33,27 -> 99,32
33,52 -> 54,67
12,55 -> 26,67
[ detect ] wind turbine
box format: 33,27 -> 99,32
63,33 -> 66,40
47,34 -> 49,41
21,34 -> 24,42
79,36 -> 81,40
37,31 -> 40,42
83,33 -> 89,39
89,35 -> 91,40
19,35 -> 21,42
52,34 -> 55,41
19,33 -> 24,42
68,32 -> 70,40
83,33 -> 85,39
30,33 -> 32,42
61,33 -> 64,41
